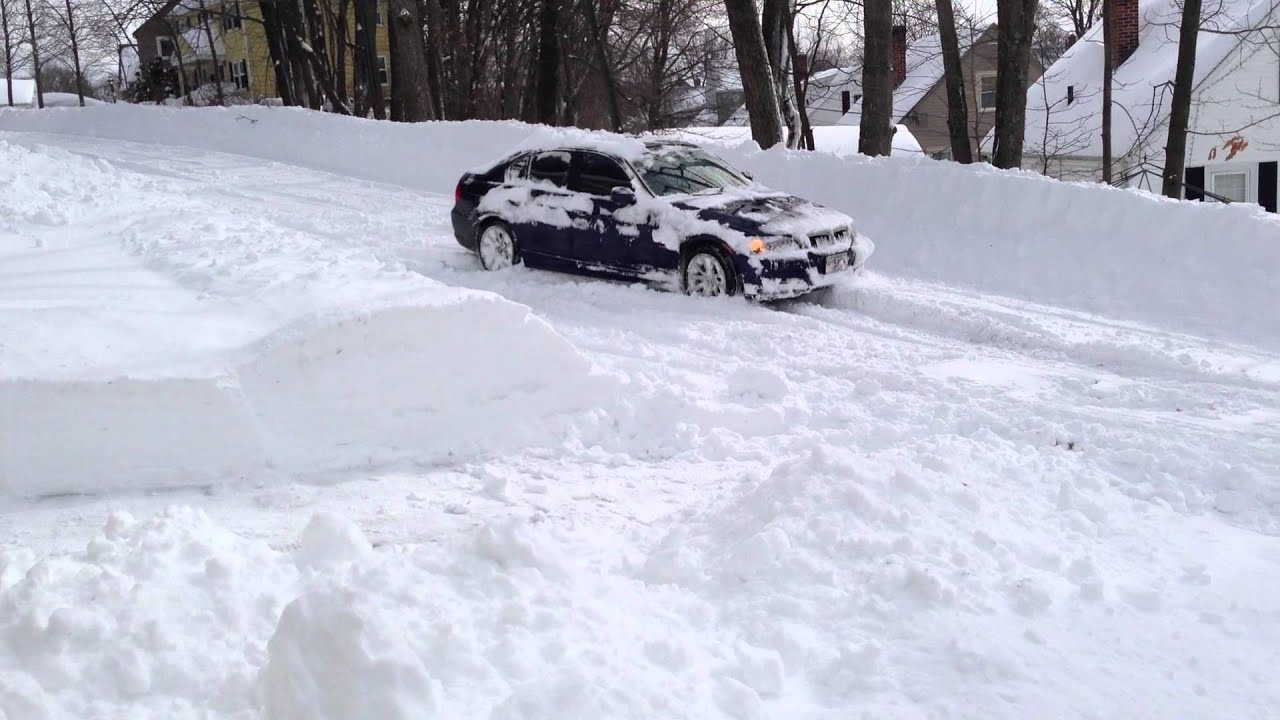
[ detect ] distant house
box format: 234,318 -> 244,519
725,25 -> 1043,158
837,24 -> 1044,159
1016,0 -> 1280,211
133,0 -> 391,104
0,79 -> 37,107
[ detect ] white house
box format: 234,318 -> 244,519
1018,0 -> 1280,211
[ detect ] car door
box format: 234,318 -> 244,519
511,150 -> 593,264
566,151 -> 655,274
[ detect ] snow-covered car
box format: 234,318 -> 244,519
450,140 -> 874,300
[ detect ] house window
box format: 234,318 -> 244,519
841,90 -> 850,114
230,59 -> 249,91
1211,170 -> 1248,202
377,56 -> 388,86
978,73 -> 997,111
223,1 -> 242,30
157,37 -> 175,58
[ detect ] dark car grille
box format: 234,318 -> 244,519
809,227 -> 850,248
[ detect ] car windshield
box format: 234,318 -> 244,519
639,147 -> 749,196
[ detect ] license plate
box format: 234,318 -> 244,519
825,253 -> 848,273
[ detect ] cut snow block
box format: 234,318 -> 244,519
0,377 -> 266,498
237,295 -> 597,476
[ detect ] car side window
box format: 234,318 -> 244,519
529,151 -> 571,188
505,153 -> 531,183
570,152 -> 632,196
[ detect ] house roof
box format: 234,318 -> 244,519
1019,0 -> 1278,160
836,25 -> 994,127
0,79 -> 37,106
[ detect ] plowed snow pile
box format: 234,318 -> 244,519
0,109 -> 1277,720
0,138 -> 602,497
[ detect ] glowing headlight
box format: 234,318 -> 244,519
749,236 -> 804,254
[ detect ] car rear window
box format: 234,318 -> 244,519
530,151 -> 571,188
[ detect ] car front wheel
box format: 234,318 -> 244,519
477,221 -> 518,271
684,249 -> 736,297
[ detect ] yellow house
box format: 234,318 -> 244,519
133,0 -> 392,105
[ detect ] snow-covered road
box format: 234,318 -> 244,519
2,126 -> 1278,719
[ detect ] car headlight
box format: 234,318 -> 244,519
748,236 -> 804,254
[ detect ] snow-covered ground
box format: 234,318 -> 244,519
1,107 -> 1278,720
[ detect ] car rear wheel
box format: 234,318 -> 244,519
684,249 -> 735,297
478,222 -> 517,271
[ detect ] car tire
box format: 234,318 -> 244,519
683,246 -> 737,298
477,220 -> 519,271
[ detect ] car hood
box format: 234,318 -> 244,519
670,189 -> 853,238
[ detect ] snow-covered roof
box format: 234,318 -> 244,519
657,124 -> 925,157
837,25 -> 992,127
1020,0 -> 1278,159
0,79 -> 37,106
805,66 -> 862,125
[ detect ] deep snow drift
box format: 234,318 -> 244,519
1,108 -> 1277,720
2,105 -> 1277,347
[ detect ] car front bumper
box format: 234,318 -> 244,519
739,235 -> 875,300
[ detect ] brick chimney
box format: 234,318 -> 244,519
1111,0 -> 1140,65
892,25 -> 907,87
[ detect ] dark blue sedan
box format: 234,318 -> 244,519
450,140 -> 873,300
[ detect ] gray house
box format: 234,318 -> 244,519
837,24 -> 1045,159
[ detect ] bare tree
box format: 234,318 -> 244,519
1,0 -> 14,106
992,0 -> 1039,167
1101,0 -> 1112,181
353,0 -> 383,117
860,0 -> 894,155
1044,0 -> 1100,37
387,0 -> 431,121
21,0 -> 40,107
533,0 -> 561,124
936,0 -> 972,161
762,0 -> 799,148
1161,0 -> 1201,197
725,0 -> 783,148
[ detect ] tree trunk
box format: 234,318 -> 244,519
61,0 -> 84,105
585,0 -> 622,131
533,0 -> 560,125
785,15 -> 814,150
1101,0 -> 1113,182
645,0 -> 670,129
388,0 -> 432,121
166,21 -> 192,105
198,0 -> 225,105
936,0 -> 972,162
860,0 -> 893,156
302,0 -> 338,108
2,0 -> 14,107
724,0 -> 783,149
258,2 -> 296,106
1162,0 -> 1200,198
992,0 -> 1038,168
422,0 -> 446,119
354,0 -> 384,118
333,0 -> 349,103
762,0 -> 799,148
22,0 -> 41,109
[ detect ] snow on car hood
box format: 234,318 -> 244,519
670,187 -> 855,238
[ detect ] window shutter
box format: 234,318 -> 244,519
1259,161 -> 1277,212
1185,166 -> 1205,201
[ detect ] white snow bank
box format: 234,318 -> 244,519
0,297 -> 598,498
2,106 -> 1277,347
659,124 -> 926,157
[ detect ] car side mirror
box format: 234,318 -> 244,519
610,186 -> 637,206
